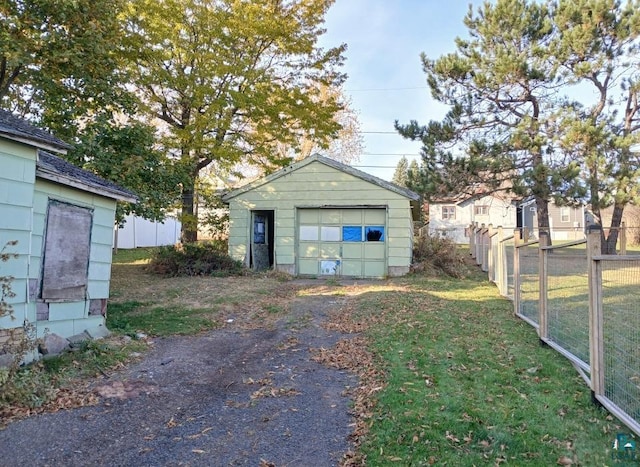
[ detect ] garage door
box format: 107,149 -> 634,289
297,208 -> 386,278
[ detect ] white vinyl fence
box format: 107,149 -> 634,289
114,214 -> 181,249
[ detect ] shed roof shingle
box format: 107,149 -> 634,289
37,151 -> 138,203
0,109 -> 72,152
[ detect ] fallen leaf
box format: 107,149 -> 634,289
557,456 -> 573,465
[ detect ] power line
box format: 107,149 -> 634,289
345,86 -> 429,92
362,153 -> 421,156
361,131 -> 399,134
353,165 -> 400,169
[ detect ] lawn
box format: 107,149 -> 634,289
333,270 -> 626,465
3,247 -> 625,462
108,248 -> 625,465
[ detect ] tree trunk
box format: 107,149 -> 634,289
180,173 -> 198,243
603,202 -> 625,255
535,194 -> 551,244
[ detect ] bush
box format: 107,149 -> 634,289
147,241 -> 245,276
412,235 -> 466,278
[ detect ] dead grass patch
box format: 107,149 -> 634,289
110,264 -> 305,330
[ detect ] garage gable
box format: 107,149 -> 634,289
222,154 -> 419,204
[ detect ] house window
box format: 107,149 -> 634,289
41,200 -> 93,301
442,206 -> 456,220
474,205 -> 489,215
560,206 -> 570,223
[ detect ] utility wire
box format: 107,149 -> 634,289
345,86 -> 429,92
353,165 -> 400,169
362,153 -> 421,156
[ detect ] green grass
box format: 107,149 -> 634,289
0,338 -> 146,416
106,301 -> 218,336
351,272 -> 624,465
112,247 -> 157,264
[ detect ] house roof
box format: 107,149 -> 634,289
0,109 -> 72,153
36,151 -> 138,203
222,153 -> 420,203
431,189 -> 518,206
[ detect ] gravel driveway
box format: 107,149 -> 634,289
0,293 -> 358,466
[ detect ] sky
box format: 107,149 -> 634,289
319,0 -> 483,181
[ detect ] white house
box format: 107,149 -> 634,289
428,192 -> 518,243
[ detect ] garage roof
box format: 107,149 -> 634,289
222,154 -> 420,203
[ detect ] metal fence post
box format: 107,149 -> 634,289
538,231 -> 549,341
587,225 -> 604,400
621,221 -> 627,255
514,228 -> 521,316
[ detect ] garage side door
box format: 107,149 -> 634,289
297,208 -> 387,278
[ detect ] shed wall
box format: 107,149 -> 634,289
31,180 -> 116,337
0,141 -> 37,330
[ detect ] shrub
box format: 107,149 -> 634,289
412,235 -> 466,278
147,241 -> 244,276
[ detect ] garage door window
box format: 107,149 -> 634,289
299,225 -> 319,241
320,226 -> 340,241
342,226 -> 362,242
301,224 -> 385,242
365,226 -> 385,242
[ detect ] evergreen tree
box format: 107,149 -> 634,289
392,156 -> 409,187
396,0 -> 569,234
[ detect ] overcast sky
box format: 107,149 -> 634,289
320,0 -> 482,181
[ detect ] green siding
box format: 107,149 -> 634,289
48,301 -> 86,321
29,178 -> 117,339
227,161 -> 414,277
0,143 -> 36,329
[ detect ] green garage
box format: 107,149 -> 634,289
222,154 -> 420,279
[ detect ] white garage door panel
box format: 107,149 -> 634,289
363,243 -> 385,259
300,244 -> 318,257
299,258 -> 318,275
364,261 -> 386,278
320,244 -> 340,257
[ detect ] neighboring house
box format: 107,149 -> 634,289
114,214 -> 181,249
429,193 -> 518,243
519,197 -> 586,241
222,154 -> 420,278
0,110 -> 137,358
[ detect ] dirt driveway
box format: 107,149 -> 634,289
0,287 -> 363,466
